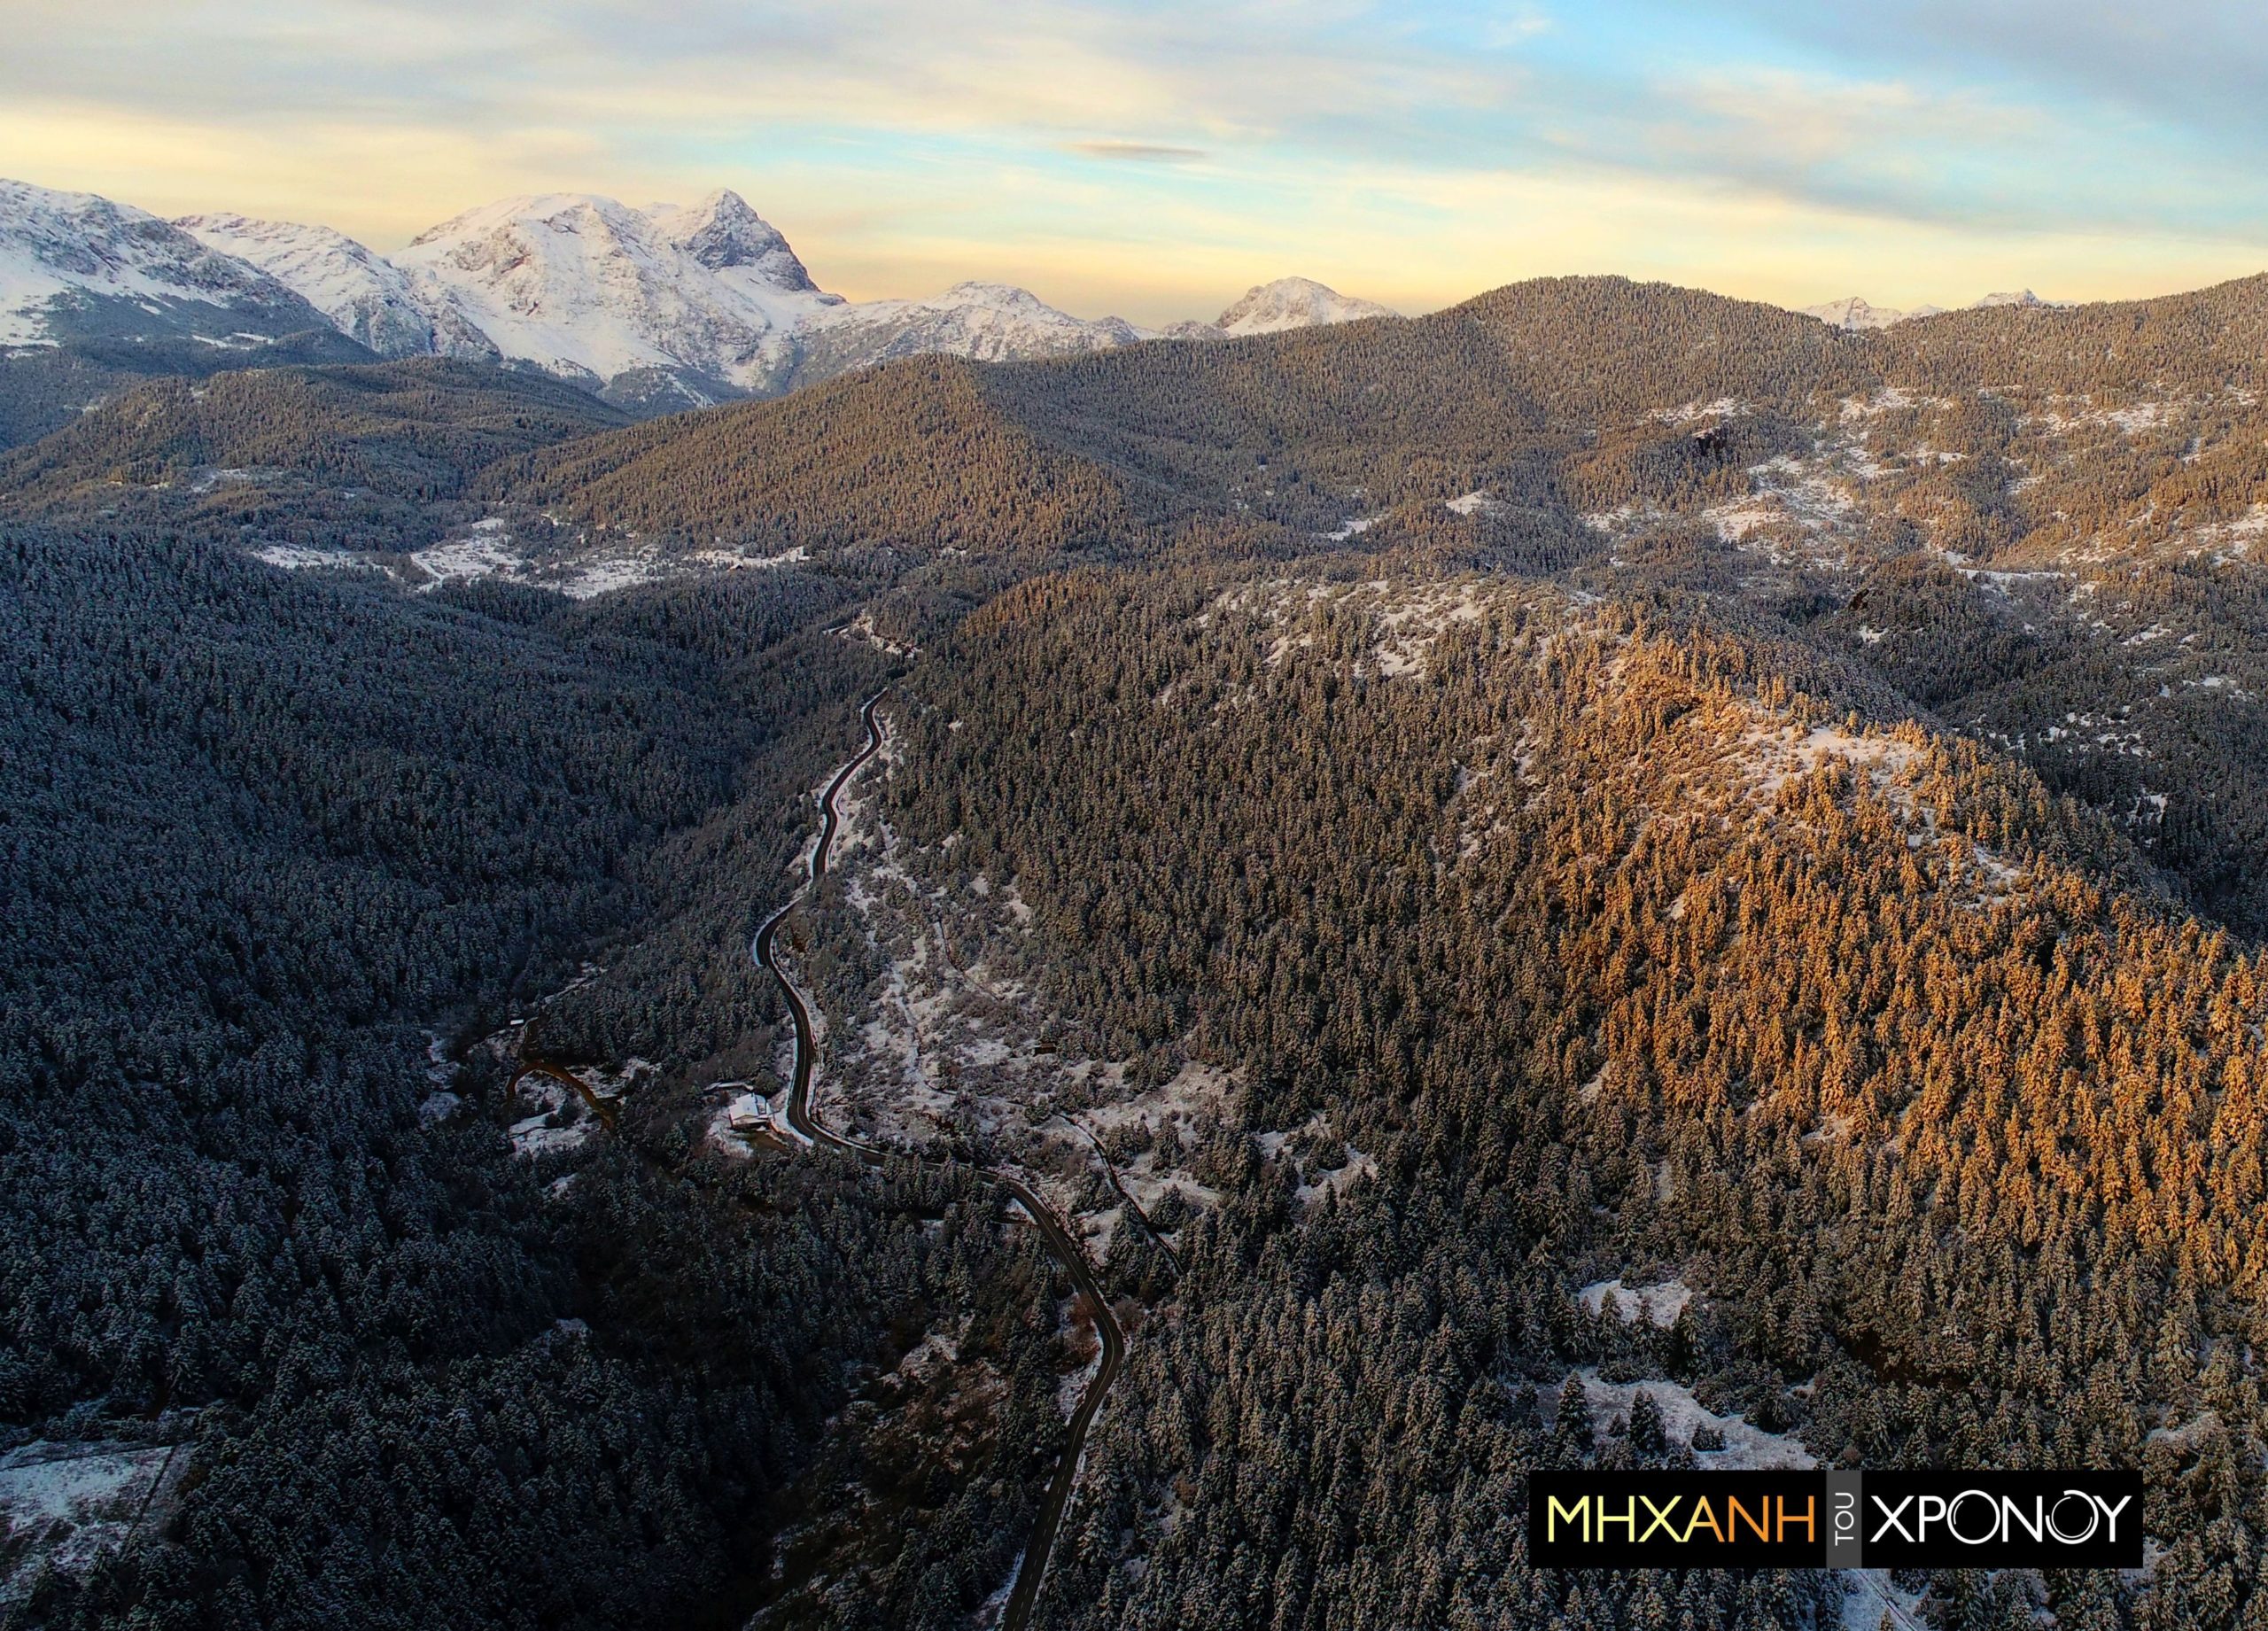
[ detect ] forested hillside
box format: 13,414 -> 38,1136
0,521 -> 1080,1628
876,561 -> 2266,1628
12,265 -> 2268,1630
0,361 -> 627,509
0,328 -> 376,454
495,357 -> 1156,560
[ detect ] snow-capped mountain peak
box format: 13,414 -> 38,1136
5,177 -> 1409,419
651,189 -> 819,292
172,211 -> 450,358
792,279 -> 1152,380
390,190 -> 841,404
1802,295 -> 1907,332
927,281 -> 1137,329
940,280 -> 1051,308
0,177 -> 324,349
1213,276 -> 1398,336
1800,290 -> 2066,329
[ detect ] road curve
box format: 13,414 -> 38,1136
752,690 -> 1127,1631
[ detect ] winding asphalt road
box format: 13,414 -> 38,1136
751,690 -> 1127,1631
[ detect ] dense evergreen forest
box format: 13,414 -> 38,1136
0,517 -> 1082,1628
11,270 -> 2268,1629
871,563 -> 2259,1627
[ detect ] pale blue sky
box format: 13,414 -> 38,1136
4,0 -> 2264,323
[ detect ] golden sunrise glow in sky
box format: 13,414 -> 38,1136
4,0 -> 2266,326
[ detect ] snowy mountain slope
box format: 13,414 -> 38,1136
1801,295 -> 1926,331
648,190 -> 826,301
0,178 -> 334,350
1974,289 -> 2072,310
790,281 -> 1150,384
1800,290 -> 2066,329
390,190 -> 841,408
1212,276 -> 1398,336
4,176 -> 1409,417
172,212 -> 471,358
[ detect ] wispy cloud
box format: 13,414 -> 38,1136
1,0 -> 2264,322
1705,0 -> 2268,143
1064,141 -> 1209,162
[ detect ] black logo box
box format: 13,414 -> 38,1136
1529,1471 -> 2142,1569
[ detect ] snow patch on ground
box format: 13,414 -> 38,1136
1321,512 -> 1381,542
1840,1570 -> 1928,1631
0,1438 -> 190,1606
1739,718 -> 1925,804
1293,1145 -> 1376,1207
1210,576 -> 1526,682
1580,1278 -> 1693,1328
815,740 -> 1231,1248
687,544 -> 810,571
839,610 -> 917,657
551,554 -> 671,599
509,1115 -> 597,1157
1837,386 -> 1927,420
251,543 -> 369,571
1702,454 -> 1860,568
412,518 -> 525,589
1570,1371 -> 1815,1470
1653,396 -> 1749,423
188,465 -> 283,494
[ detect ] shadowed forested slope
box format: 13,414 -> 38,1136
0,524 -> 1043,1630
0,359 -> 628,509
493,355 -> 1158,558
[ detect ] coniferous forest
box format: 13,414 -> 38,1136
12,274 -> 2268,1631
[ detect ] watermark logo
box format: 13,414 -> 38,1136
1530,1471 -> 2141,1569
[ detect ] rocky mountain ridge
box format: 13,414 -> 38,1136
2,177 -> 1394,415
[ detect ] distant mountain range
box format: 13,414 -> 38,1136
0,177 -> 1397,416
1798,290 -> 2070,331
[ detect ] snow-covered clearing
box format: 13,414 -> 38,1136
188,465 -> 274,493
806,731 -> 1231,1255
504,1052 -> 649,1158
2179,503 -> 2268,564
1580,1278 -> 1693,1327
1320,512 -> 1381,542
551,554 -> 671,599
838,610 -> 917,656
1702,453 -> 1862,568
251,543 -> 371,571
510,1114 -> 597,1157
688,544 -> 810,571
1566,1371 -> 1815,1471
412,518 -> 525,588
1202,575 -> 1538,683
1737,718 -> 1924,804
0,1436 -> 190,1605
1293,1144 -> 1375,1207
